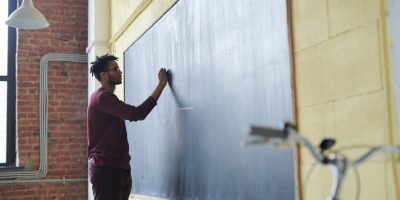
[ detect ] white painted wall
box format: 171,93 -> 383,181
87,0 -> 111,199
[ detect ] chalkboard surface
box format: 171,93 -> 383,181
124,0 -> 295,199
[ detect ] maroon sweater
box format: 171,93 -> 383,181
87,88 -> 157,169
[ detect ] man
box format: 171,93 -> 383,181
87,54 -> 168,200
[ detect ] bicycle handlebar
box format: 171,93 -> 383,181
245,124 -> 325,162
350,145 -> 400,166
246,123 -> 400,166
244,122 -> 400,200
286,127 -> 325,162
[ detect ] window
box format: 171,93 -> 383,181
0,0 -> 16,166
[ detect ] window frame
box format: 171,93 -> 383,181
0,0 -> 16,166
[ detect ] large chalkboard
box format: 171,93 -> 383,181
124,0 -> 295,199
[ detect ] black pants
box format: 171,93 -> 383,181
89,164 -> 132,200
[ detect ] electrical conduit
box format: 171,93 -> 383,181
0,53 -> 88,183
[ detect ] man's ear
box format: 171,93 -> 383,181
100,71 -> 108,81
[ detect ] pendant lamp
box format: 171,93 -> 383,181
6,0 -> 49,29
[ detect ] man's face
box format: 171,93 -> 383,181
105,60 -> 122,85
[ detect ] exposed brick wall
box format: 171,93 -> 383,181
0,0 -> 88,199
0,183 -> 86,200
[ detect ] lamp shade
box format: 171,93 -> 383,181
6,0 -> 49,29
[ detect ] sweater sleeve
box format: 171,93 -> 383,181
96,92 -> 157,121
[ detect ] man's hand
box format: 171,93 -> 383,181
151,68 -> 168,101
158,68 -> 168,88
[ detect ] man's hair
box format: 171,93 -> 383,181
90,54 -> 119,81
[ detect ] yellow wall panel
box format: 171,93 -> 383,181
298,103 -> 335,164
296,47 -> 336,106
329,23 -> 382,98
334,91 -> 389,148
292,0 -> 329,51
301,165 -> 332,200
341,163 -> 389,200
293,0 -> 399,199
111,0 -> 144,36
385,160 -> 399,200
296,22 -> 382,106
113,0 -> 176,55
301,159 -> 397,200
328,0 -> 381,36
341,163 -> 395,200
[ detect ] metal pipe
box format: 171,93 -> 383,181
0,177 -> 87,184
0,53 -> 88,182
